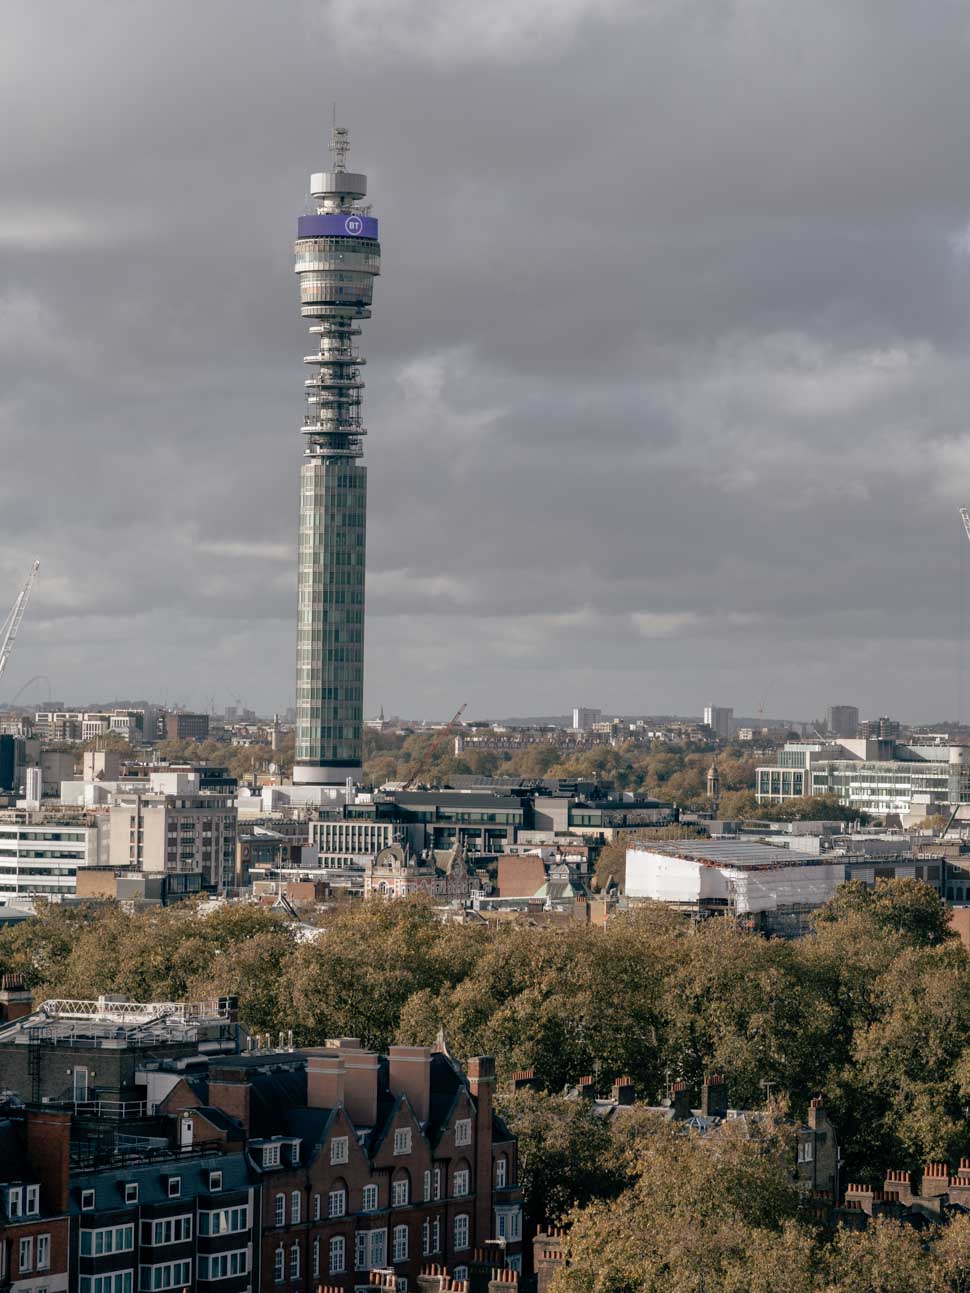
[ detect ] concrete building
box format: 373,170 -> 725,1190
860,716 -> 902,740
571,708 -> 601,732
703,706 -> 734,740
107,771 -> 237,894
756,738 -> 970,821
294,126 -> 380,787
32,710 -> 147,743
826,705 -> 859,738
0,810 -> 104,901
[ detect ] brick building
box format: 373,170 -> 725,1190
0,993 -> 521,1293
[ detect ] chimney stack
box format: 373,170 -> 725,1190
327,1039 -> 379,1127
25,1108 -> 71,1212
388,1045 -> 431,1123
700,1074 -> 728,1119
0,974 -> 32,1024
577,1076 -> 596,1101
207,1065 -> 252,1134
306,1049 -> 346,1109
668,1081 -> 692,1120
611,1077 -> 635,1106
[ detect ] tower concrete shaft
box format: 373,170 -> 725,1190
293,128 -> 381,784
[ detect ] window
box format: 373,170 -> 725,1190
73,1065 -> 90,1101
454,1266 -> 468,1282
138,1261 -> 191,1291
312,1238 -> 320,1278
454,1214 -> 469,1251
291,1190 -> 302,1223
166,1177 -> 181,1199
423,1218 -> 431,1255
329,1235 -> 345,1275
25,1183 -> 40,1215
329,1188 -> 347,1218
290,1243 -> 300,1279
393,1225 -> 409,1263
7,1186 -> 21,1217
496,1209 -> 522,1241
81,1189 -> 96,1211
313,1193 -> 321,1221
453,1169 -> 470,1198
143,1216 -> 192,1246
433,1168 -> 442,1201
125,1183 -> 139,1204
19,1237 -> 33,1273
798,1141 -> 814,1164
263,1143 -> 282,1168
198,1205 -> 248,1236
274,1248 -> 285,1283
423,1170 -> 432,1201
362,1184 -> 379,1212
454,1118 -> 472,1147
36,1234 -> 50,1271
331,1135 -> 349,1164
355,1229 -> 387,1271
392,1178 -> 409,1206
393,1127 -> 412,1155
275,1193 -> 286,1226
82,1225 -> 135,1256
207,1170 -> 222,1192
198,1251 -> 249,1281
495,1158 -> 507,1189
80,1276 -> 134,1293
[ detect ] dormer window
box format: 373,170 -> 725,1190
7,1187 -> 21,1218
263,1143 -> 281,1168
24,1185 -> 39,1216
167,1176 -> 181,1199
80,1189 -> 95,1211
125,1183 -> 139,1204
208,1170 -> 223,1192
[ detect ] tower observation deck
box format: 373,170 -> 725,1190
293,127 -> 381,784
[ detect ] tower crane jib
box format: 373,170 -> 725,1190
0,561 -> 41,684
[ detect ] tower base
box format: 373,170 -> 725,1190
293,762 -> 362,786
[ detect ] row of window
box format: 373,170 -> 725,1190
17,1233 -> 51,1273
273,1214 -> 470,1286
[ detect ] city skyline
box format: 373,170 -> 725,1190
3,3 -> 970,719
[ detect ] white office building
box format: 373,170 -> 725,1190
0,813 -> 105,901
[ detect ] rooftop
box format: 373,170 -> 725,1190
629,840 -> 823,870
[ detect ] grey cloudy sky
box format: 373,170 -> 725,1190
3,0 -> 970,722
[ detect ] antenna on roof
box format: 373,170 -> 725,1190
330,121 -> 350,173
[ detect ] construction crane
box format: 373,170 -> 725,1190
400,703 -> 467,791
0,561 -> 40,685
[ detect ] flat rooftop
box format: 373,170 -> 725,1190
629,840 -> 823,869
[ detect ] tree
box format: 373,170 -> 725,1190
497,1091 -> 621,1232
814,878 -> 955,948
553,1115 -> 810,1293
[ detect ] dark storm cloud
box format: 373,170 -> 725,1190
2,0 -> 970,719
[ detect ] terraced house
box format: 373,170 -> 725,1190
0,989 -> 522,1292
